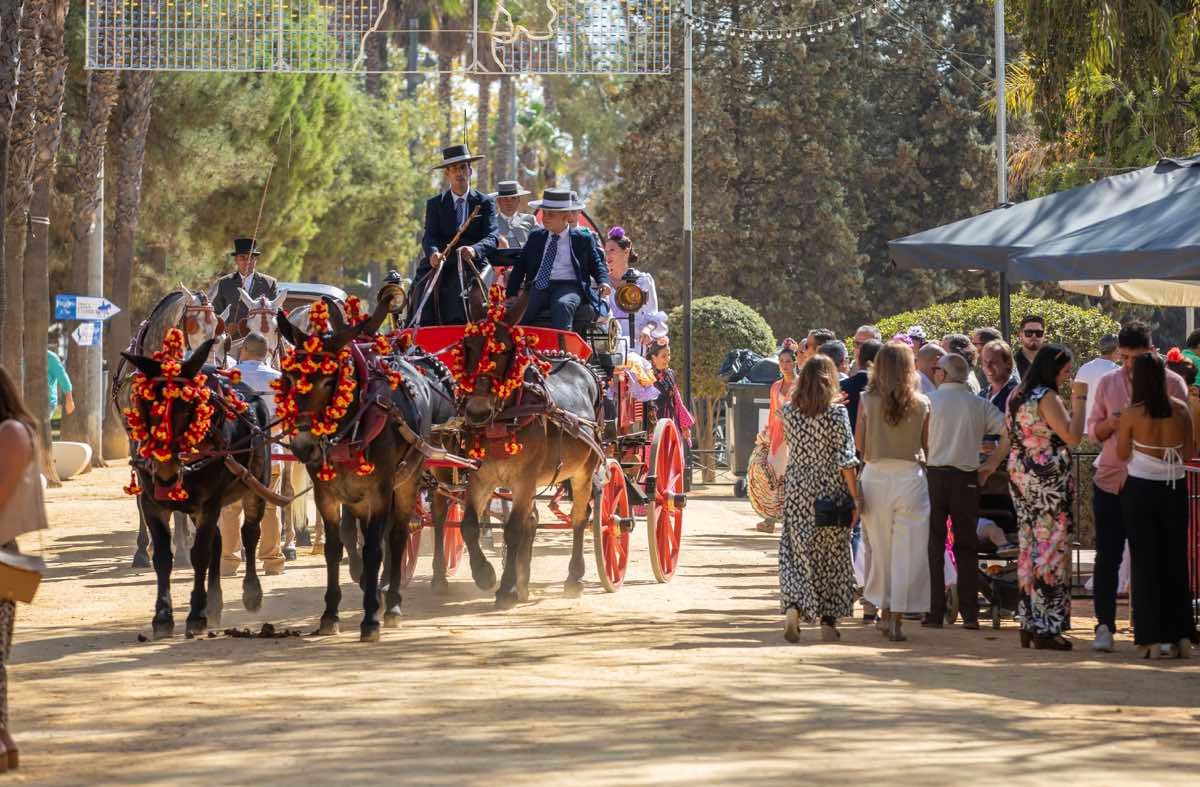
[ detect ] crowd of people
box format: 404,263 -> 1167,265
764,316 -> 1200,658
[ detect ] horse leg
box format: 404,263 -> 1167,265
133,496 -> 152,568
240,492 -> 266,613
460,484 -> 497,591
316,489 -> 345,636
359,496 -> 391,643
495,480 -> 534,610
206,527 -> 224,627
384,484 -> 419,628
342,507 -> 363,586
430,486 -> 450,595
186,506 -> 220,636
145,504 -> 175,639
564,472 -> 595,598
173,512 -> 193,569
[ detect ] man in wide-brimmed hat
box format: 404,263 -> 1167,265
411,143 -> 499,325
211,237 -> 279,336
489,180 -> 536,250
506,188 -> 611,331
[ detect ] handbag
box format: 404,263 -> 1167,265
0,548 -> 44,604
813,491 -> 855,528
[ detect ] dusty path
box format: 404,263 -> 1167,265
7,467 -> 1200,785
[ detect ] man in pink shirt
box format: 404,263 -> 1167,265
1086,321 -> 1188,653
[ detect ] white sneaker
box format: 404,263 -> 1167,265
1092,624 -> 1114,652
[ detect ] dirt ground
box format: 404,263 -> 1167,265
6,466 -> 1200,785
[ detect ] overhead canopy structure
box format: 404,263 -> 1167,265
1009,188 -> 1200,281
1059,279 -> 1200,307
888,155 -> 1200,274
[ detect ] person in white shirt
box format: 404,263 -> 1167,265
1073,333 -> 1120,423
218,332 -> 288,575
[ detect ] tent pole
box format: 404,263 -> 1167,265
1187,308 -> 1195,340
995,0 -> 1010,339
682,0 -> 694,488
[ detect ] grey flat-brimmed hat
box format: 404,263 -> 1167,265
489,180 -> 532,198
432,143 -> 484,170
529,187 -> 586,212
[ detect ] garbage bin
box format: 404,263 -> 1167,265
726,379 -> 776,498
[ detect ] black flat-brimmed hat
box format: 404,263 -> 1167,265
432,143 -> 484,170
529,187 -> 586,212
230,237 -> 261,256
489,180 -> 532,198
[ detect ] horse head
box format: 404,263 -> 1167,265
460,286 -> 529,424
238,287 -> 288,354
275,294 -> 394,468
179,283 -> 226,351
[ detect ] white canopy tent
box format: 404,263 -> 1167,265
1060,280 -> 1200,334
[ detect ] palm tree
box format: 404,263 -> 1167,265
416,1 -> 469,145
59,68 -> 120,464
22,0 -> 67,485
102,70 -> 156,460
0,0 -> 26,349
495,74 -> 517,180
364,0 -> 392,98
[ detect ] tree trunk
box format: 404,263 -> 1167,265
21,0 -> 67,486
1,0 -> 42,386
103,70 -> 155,460
59,68 -> 118,464
475,75 -> 492,189
0,0 -> 25,352
496,76 -> 516,181
437,52 -> 453,146
363,1 -> 388,99
694,397 -> 716,484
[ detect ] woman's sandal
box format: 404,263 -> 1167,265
784,608 -> 801,644
876,610 -> 890,636
1034,634 -> 1073,651
1019,630 -> 1033,649
887,614 -> 907,642
820,618 -> 841,642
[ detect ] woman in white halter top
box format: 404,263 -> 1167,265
1116,353 -> 1198,660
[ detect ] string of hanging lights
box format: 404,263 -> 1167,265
681,1 -> 891,42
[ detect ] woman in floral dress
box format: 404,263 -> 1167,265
779,355 -> 861,643
1006,345 -> 1087,650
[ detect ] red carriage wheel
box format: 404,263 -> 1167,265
592,459 -> 631,592
646,418 -> 685,582
401,493 -> 433,588
443,501 -> 466,577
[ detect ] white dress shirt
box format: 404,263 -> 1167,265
548,231 -> 575,281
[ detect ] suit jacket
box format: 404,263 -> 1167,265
496,211 -> 537,249
506,227 -> 609,310
211,270 -> 278,334
840,369 -> 869,433
413,189 -> 499,324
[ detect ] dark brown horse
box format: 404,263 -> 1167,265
453,289 -> 605,609
275,294 -> 460,641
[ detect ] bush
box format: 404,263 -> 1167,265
667,296 -> 775,398
874,295 -> 1119,366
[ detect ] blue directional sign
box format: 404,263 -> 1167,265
54,294 -> 120,321
71,321 -> 102,347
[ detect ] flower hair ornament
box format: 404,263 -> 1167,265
607,226 -> 626,241
781,337 -> 799,353
1166,347 -> 1185,364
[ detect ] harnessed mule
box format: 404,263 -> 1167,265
119,336 -> 280,639
275,294 -> 473,641
230,288 -> 288,362
453,286 -> 606,609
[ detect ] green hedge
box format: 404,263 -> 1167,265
874,295 -> 1119,366
668,296 -> 775,399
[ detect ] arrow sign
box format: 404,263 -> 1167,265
55,294 -> 120,321
71,321 -> 102,347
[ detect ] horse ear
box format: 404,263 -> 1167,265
182,341 -> 214,378
505,290 -> 529,327
179,282 -> 196,303
276,310 -> 303,348
271,290 -> 288,312
321,296 -> 347,335
121,352 -> 161,378
238,288 -> 256,310
467,283 -> 486,323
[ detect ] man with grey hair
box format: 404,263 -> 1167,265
219,331 -> 288,574
915,342 -> 945,396
818,340 -> 850,380
924,351 -> 1010,629
852,325 -> 881,372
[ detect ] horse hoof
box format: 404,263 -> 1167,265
563,580 -> 584,598
518,587 -> 531,603
242,579 -> 263,613
152,620 -> 175,640
317,618 -> 340,636
185,617 -> 207,636
296,530 -> 312,547
132,550 -> 151,569
431,577 -> 452,596
472,561 -> 497,591
494,589 -> 519,610
383,611 -> 402,628
360,624 -> 381,643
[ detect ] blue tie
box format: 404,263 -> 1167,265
533,234 -> 559,290
455,197 -> 466,226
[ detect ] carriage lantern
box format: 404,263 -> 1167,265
615,270 -> 648,354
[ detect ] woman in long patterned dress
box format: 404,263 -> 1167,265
754,339 -> 800,533
779,355 -> 861,643
1006,345 -> 1087,650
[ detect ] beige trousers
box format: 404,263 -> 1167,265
220,463 -> 284,575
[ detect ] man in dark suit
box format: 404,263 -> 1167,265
841,338 -> 881,435
411,144 -> 499,325
210,237 -> 279,337
506,188 -> 611,331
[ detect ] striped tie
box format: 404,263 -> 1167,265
533,234 -> 559,290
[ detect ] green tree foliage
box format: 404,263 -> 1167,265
875,295 -> 1120,366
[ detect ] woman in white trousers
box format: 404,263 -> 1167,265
855,341 -> 931,642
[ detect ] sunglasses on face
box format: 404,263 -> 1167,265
1024,329 -> 1045,338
